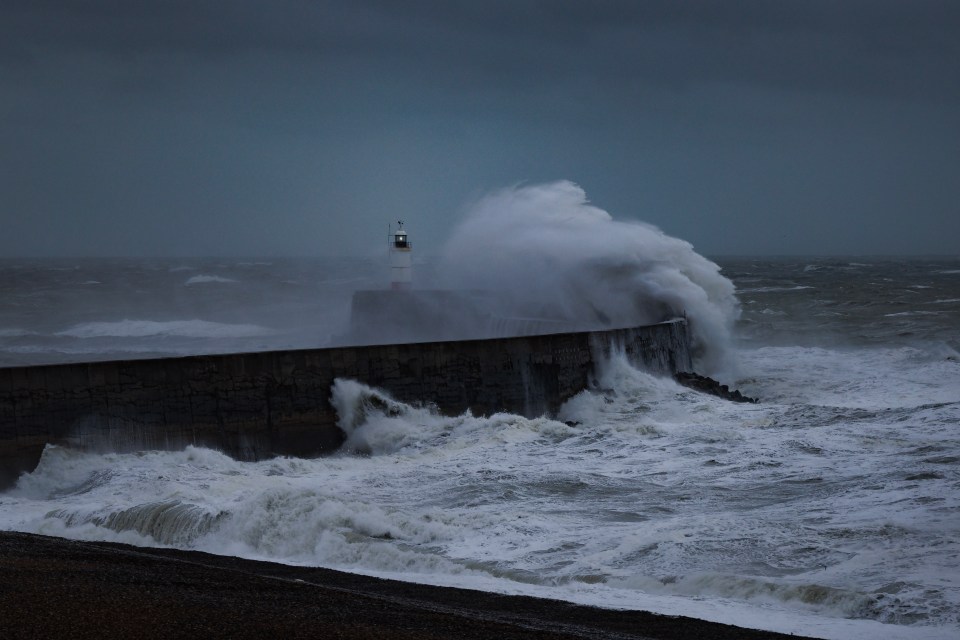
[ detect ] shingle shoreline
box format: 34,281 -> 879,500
0,531 -> 817,640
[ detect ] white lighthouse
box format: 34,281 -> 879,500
389,220 -> 412,290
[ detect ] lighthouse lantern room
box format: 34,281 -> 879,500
389,220 -> 412,290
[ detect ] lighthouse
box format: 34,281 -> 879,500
389,220 -> 412,290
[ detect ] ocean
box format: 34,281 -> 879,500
0,255 -> 958,640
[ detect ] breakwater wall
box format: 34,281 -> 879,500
0,320 -> 691,489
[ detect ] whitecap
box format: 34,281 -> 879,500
184,274 -> 238,285
55,319 -> 275,339
0,328 -> 36,338
884,311 -> 942,317
739,285 -> 814,293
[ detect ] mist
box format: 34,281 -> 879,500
437,181 -> 739,373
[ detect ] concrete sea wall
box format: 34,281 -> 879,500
0,320 -> 691,488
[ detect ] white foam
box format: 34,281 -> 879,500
55,319 -> 275,339
0,328 -> 35,338
184,274 -> 238,285
884,311 -> 943,317
331,378 -> 449,455
739,285 -> 814,293
737,345 -> 960,408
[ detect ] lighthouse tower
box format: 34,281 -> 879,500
389,220 -> 412,290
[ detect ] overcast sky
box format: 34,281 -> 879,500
1,0 -> 958,257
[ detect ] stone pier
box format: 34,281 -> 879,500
0,320 -> 691,488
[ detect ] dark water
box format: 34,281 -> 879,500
727,257 -> 960,348
0,257 -> 381,365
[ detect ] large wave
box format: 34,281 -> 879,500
438,181 -> 739,374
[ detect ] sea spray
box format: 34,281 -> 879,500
438,181 -> 739,374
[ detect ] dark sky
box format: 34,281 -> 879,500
2,0 -> 958,257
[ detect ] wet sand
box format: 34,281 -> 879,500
0,531 -> 819,639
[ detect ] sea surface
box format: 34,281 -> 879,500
1,256 -> 958,640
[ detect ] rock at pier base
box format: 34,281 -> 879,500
674,372 -> 758,403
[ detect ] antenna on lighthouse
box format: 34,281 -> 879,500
389,220 -> 412,290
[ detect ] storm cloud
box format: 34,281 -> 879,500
1,1 -> 958,256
